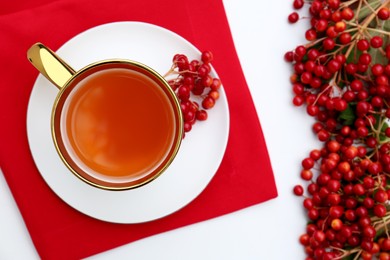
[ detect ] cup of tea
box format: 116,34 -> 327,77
27,43 -> 183,190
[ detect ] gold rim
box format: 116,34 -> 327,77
51,60 -> 183,191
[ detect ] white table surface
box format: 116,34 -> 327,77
0,1 -> 318,259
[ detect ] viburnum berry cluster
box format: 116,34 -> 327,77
286,0 -> 390,259
164,51 -> 221,136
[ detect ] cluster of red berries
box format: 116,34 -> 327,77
165,51 -> 221,135
286,0 -> 390,259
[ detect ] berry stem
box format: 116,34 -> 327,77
340,0 -> 360,8
163,64 -> 177,78
366,27 -> 390,36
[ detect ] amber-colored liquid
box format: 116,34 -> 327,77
60,67 -> 176,182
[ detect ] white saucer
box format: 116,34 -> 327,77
26,22 -> 230,223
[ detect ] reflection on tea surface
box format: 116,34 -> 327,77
61,68 -> 176,181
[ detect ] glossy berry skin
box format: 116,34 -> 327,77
371,36 -> 383,48
202,96 -> 215,109
201,51 -> 213,64
357,39 -> 370,51
378,7 -> 390,20
293,185 -> 304,196
288,12 -> 299,23
196,110 -> 208,121
293,0 -> 304,9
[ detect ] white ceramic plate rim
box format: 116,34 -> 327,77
26,21 -> 230,223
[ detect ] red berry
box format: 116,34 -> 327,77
313,230 -> 326,242
328,0 -> 340,10
315,19 -> 328,32
326,26 -> 338,38
308,49 -> 320,60
341,7 -> 354,20
327,59 -> 341,73
327,140 -> 341,152
301,72 -> 313,84
288,12 -> 299,23
367,162 -> 381,174
339,32 -> 352,44
374,204 -> 387,217
293,0 -> 304,9
344,146 -> 358,159
183,122 -> 192,132
295,45 -> 307,57
322,10 -> 337,22
184,110 -> 195,122
329,206 -> 344,218
293,83 -> 305,95
293,95 -> 304,106
361,240 -> 374,252
284,51 -> 294,62
195,110 -> 208,121
371,64 -> 384,76
308,208 -> 319,220
201,51 -> 213,64
173,54 -> 189,70
335,21 -> 346,32
386,128 -> 390,137
210,78 -> 221,91
371,36 -> 383,48
381,238 -> 390,251
299,233 -> 310,245
363,225 -> 376,238
328,193 -> 341,205
378,7 -> 390,20
301,169 -> 313,181
374,189 -> 388,203
353,183 -> 365,196
351,79 -> 363,91
331,219 -> 343,230
305,29 -> 317,41
178,85 -> 191,101
201,75 -> 213,87
307,105 -> 319,116
340,226 -> 353,238
202,96 -> 215,109
345,63 -> 358,74
293,185 -> 304,196
359,53 -> 372,65
208,90 -> 219,100
357,39 -> 370,51
309,149 -> 321,160
302,157 -> 315,169
363,197 -> 375,208
332,11 -> 342,22
323,38 -> 335,50
197,64 -> 209,77
317,129 -> 330,141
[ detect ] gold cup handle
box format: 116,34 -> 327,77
27,43 -> 76,89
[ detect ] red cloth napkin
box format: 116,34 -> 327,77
0,0 -> 277,259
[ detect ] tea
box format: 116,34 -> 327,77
58,67 -> 177,182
